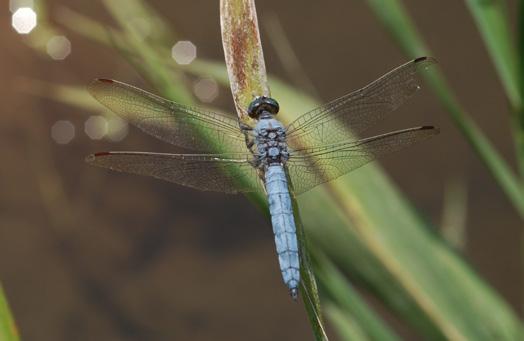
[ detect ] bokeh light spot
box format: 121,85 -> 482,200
51,120 -> 75,144
12,7 -> 37,34
46,36 -> 71,60
171,41 -> 197,65
106,116 -> 129,142
193,78 -> 219,103
85,116 -> 108,140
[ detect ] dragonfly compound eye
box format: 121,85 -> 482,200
248,96 -> 280,118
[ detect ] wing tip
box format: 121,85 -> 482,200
87,78 -> 116,95
420,125 -> 440,134
87,78 -> 117,93
85,152 -> 111,163
88,78 -> 115,87
414,56 -> 438,67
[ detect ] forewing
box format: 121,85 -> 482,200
286,126 -> 439,194
286,57 -> 436,147
86,151 -> 262,194
88,79 -> 248,152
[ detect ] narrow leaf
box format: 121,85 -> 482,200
0,285 -> 19,341
517,0 -> 524,179
292,194 -> 329,341
314,251 -> 401,341
325,304 -> 370,341
466,0 -> 524,180
102,0 -> 193,104
466,0 -> 520,109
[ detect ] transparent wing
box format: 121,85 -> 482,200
286,57 -> 436,147
88,79 -> 248,152
286,126 -> 439,194
86,151 -> 262,194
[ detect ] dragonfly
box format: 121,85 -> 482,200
86,56 -> 439,300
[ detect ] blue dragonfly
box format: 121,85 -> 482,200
86,56 -> 439,299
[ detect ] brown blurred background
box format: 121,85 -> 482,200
1,0 -> 522,340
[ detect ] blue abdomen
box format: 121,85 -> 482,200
264,165 -> 300,296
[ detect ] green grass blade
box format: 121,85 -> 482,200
428,71 -> 524,217
325,304 -> 370,341
17,78 -> 101,111
520,0 -> 524,106
292,194 -> 329,341
102,0 -> 193,104
314,251 -> 401,341
466,0 -> 524,181
366,0 -> 524,218
466,0 -> 520,109
366,0 -> 428,56
56,7 -> 111,45
518,0 -> 524,180
0,285 -> 20,341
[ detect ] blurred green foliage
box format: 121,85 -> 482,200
0,286 -> 19,341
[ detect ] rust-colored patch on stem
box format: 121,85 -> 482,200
220,0 -> 269,123
231,24 -> 247,90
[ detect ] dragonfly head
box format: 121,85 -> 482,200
248,96 -> 279,119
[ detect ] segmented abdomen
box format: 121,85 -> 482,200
264,165 -> 300,295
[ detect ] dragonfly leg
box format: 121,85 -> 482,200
248,157 -> 261,168
239,123 -> 257,152
239,122 -> 253,132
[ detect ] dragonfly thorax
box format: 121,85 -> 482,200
254,117 -> 289,167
